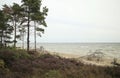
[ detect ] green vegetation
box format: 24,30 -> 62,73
0,10 -> 13,47
0,48 -> 120,78
0,0 -> 48,51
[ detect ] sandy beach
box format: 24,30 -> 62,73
46,51 -> 120,66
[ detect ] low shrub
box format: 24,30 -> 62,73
0,48 -> 120,78
0,49 -> 30,61
44,70 -> 63,78
0,59 -> 5,68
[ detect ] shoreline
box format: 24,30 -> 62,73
40,50 -> 120,66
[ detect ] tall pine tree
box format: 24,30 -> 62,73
21,0 -> 48,51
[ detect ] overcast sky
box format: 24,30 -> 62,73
0,0 -> 120,43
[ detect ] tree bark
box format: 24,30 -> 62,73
27,12 -> 30,52
22,32 -> 24,49
14,16 -> 17,48
34,21 -> 36,52
0,30 -> 3,47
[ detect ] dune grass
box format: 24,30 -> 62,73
0,48 -> 120,78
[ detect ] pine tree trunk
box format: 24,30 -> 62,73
27,12 -> 30,52
34,21 -> 36,52
22,32 -> 24,49
0,34 -> 1,44
0,30 -> 3,47
14,17 -> 17,48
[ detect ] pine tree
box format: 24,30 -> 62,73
31,9 -> 48,51
0,10 -> 13,48
21,0 -> 48,51
11,3 -> 23,48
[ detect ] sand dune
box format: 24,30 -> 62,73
48,51 -> 120,66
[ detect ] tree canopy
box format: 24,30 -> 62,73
0,0 -> 48,51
